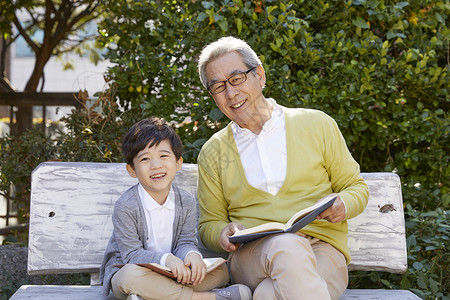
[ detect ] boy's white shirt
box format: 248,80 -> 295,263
138,183 -> 202,267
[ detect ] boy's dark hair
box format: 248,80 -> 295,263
122,117 -> 183,166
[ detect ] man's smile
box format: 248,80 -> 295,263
231,99 -> 246,109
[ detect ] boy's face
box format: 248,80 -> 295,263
126,139 -> 182,204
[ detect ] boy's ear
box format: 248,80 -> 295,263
126,164 -> 137,178
176,157 -> 183,171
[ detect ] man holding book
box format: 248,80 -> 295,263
196,36 -> 369,300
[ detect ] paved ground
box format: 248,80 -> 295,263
0,245 -> 88,298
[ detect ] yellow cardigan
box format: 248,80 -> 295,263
197,105 -> 369,263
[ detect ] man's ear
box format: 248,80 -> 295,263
176,157 -> 183,171
255,65 -> 266,87
126,164 -> 137,178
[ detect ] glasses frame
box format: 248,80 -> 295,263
207,67 -> 257,95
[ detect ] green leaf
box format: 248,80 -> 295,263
407,234 -> 417,247
276,37 -> 283,48
412,261 -> 423,270
270,43 -> 280,53
381,279 -> 391,287
394,2 -> 409,9
417,272 -> 428,289
267,5 -> 277,14
435,12 -> 445,24
217,19 -> 228,32
209,108 -> 223,121
400,276 -> 411,289
236,17 -> 242,35
192,138 -> 207,147
429,278 -> 439,293
352,17 -> 369,29
201,1 -> 214,9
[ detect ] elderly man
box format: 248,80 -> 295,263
196,36 -> 369,300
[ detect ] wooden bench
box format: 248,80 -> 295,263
10,162 -> 420,300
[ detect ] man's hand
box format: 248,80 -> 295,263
165,254 -> 191,284
184,252 -> 206,285
219,222 -> 246,252
316,194 -> 346,223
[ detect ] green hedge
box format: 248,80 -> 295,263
1,0 -> 448,299
97,1 -> 450,298
98,0 -> 448,207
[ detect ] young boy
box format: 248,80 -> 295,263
100,117 -> 252,300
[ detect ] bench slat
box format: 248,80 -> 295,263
10,285 -> 115,300
340,289 -> 420,299
10,285 -> 420,300
28,162 -> 407,275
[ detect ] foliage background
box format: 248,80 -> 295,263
1,0 -> 448,299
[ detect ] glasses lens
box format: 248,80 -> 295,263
229,73 -> 246,86
209,82 -> 226,94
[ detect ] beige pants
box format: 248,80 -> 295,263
230,233 -> 348,300
111,263 -> 229,300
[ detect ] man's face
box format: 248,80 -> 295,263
205,51 -> 266,129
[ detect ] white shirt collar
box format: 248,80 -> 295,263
138,183 -> 175,212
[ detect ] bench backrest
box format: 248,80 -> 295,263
28,162 -> 407,278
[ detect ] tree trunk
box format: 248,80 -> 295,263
16,49 -> 50,136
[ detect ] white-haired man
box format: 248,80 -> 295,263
196,36 -> 369,300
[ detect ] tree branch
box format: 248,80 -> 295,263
24,6 -> 39,24
51,2 -> 100,50
12,14 -> 39,53
44,0 -> 54,45
50,0 -> 74,49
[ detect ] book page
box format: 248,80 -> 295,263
204,257 -> 227,272
137,257 -> 226,275
286,195 -> 336,228
231,222 -> 287,237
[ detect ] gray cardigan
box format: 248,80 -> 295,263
100,184 -> 199,296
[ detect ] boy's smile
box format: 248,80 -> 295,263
126,139 -> 182,205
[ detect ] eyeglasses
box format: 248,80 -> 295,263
207,67 -> 256,95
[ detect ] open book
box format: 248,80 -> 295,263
114,257 -> 227,280
228,195 -> 337,244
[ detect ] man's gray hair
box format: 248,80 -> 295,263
198,36 -> 262,88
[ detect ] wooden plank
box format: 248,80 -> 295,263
28,162 -> 407,275
0,92 -> 80,106
340,289 -> 421,299
9,285 -> 115,300
347,173 -> 407,273
9,286 -> 421,300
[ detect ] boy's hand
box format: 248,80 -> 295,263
165,254 -> 191,284
184,252 -> 206,285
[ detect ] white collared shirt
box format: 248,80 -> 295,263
231,98 -> 287,195
138,183 -> 175,266
231,98 -> 347,212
